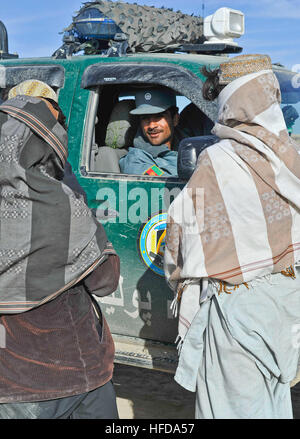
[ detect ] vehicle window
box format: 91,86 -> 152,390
0,65 -> 64,100
84,84 -> 213,179
275,69 -> 300,147
281,101 -> 300,147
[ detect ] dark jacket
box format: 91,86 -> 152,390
0,96 -> 120,403
119,146 -> 178,176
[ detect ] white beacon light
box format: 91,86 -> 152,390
204,7 -> 244,46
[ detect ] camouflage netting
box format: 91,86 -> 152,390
64,1 -> 204,53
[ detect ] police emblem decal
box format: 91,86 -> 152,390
138,213 -> 167,276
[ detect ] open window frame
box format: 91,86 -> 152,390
80,62 -> 217,182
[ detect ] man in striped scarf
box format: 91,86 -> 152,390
164,54 -> 300,419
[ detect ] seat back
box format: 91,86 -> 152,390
105,99 -> 137,148
93,147 -> 128,173
93,99 -> 138,173
178,135 -> 219,180
178,103 -> 214,137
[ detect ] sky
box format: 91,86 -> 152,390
1,0 -> 300,71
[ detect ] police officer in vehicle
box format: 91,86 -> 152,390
119,88 -> 185,177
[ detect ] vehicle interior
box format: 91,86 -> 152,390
88,83 -> 214,176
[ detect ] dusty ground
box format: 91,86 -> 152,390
113,363 -> 195,419
112,363 -> 300,419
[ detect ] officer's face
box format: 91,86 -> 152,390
140,110 -> 179,149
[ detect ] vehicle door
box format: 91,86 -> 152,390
75,61 -> 218,347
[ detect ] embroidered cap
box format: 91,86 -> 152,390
8,79 -> 58,102
218,54 -> 272,85
130,88 -> 176,115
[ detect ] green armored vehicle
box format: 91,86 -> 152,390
1,1 -> 299,372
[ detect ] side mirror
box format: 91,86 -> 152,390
177,135 -> 219,180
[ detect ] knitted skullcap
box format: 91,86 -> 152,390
8,79 -> 58,102
218,54 -> 272,85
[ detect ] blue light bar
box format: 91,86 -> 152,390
73,7 -> 122,40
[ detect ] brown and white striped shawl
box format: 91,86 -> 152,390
164,69 -> 300,345
0,95 -> 109,313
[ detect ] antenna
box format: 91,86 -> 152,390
202,0 -> 205,18
0,21 -> 18,59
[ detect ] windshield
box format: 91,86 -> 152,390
274,69 -> 300,146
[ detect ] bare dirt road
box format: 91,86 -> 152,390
113,363 -> 195,419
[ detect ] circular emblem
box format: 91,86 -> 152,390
138,212 -> 167,277
144,92 -> 152,101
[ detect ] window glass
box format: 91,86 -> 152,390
88,86 -> 201,177
276,70 -> 300,145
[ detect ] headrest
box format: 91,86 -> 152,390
105,99 -> 138,148
178,135 -> 219,180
